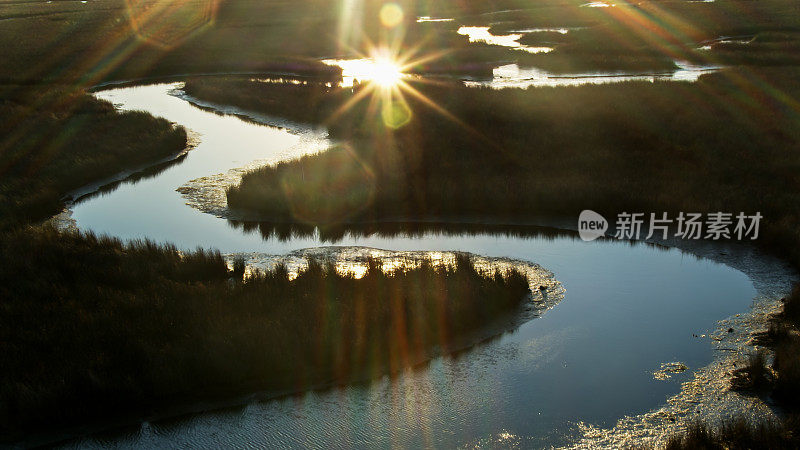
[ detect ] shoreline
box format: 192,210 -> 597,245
569,248 -> 794,447
46,128 -> 200,233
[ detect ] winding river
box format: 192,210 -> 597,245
53,82 -> 795,448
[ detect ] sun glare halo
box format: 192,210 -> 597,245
324,52 -> 405,88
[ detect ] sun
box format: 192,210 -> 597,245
324,40 -> 464,130
369,56 -> 403,87
324,50 -> 405,88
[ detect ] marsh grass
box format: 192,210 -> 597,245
781,284 -> 800,325
185,67 -> 800,268
665,417 -> 796,449
232,254 -> 247,280
0,0 -> 342,84
773,338 -> 800,407
0,227 -> 530,437
0,87 -> 188,226
5,0 -> 800,85
727,284 -> 800,409
225,219 -> 582,244
753,321 -> 794,346
730,351 -> 772,392
769,285 -> 800,408
4,0 -> 800,442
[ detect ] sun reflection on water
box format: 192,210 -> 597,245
225,248 -> 566,313
323,55 -> 406,88
322,45 -> 429,129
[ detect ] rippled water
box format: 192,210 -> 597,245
56,83 -> 778,448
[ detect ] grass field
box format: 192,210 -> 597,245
4,0 -> 800,84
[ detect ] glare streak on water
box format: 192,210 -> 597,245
321,58 -> 406,88
61,83 -> 779,449
457,26 -> 554,54
511,27 -> 573,34
698,35 -> 755,51
465,61 -> 721,89
416,16 -> 454,22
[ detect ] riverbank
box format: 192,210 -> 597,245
656,287 -> 800,449
568,238 -> 796,448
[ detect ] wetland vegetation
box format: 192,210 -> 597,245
185,69 -> 800,269
3,0 -> 800,446
4,0 -> 800,85
0,86 -> 188,227
664,418 -> 799,450
0,226 -> 529,438
0,83 -> 535,441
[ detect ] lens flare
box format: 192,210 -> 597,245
124,0 -> 219,49
371,57 -> 403,87
324,55 -> 404,88
379,3 -> 404,28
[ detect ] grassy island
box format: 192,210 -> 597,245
0,231 -> 529,438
